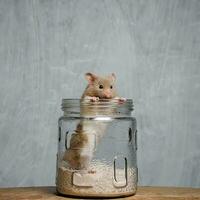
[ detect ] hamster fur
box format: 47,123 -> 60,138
62,73 -> 126,171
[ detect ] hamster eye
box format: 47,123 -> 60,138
110,85 -> 113,89
99,85 -> 104,89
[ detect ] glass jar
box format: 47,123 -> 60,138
56,99 -> 137,198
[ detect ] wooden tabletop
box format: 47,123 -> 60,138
0,186 -> 200,200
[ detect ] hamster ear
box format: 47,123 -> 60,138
109,73 -> 116,82
85,72 -> 97,84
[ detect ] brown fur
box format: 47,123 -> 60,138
82,73 -> 118,99
63,73 -> 121,170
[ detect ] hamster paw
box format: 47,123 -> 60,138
90,97 -> 99,102
118,97 -> 126,103
114,97 -> 126,104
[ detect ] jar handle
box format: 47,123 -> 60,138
113,156 -> 128,188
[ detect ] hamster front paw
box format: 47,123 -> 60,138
90,97 -> 99,102
118,97 -> 126,103
114,97 -> 126,104
83,96 -> 100,102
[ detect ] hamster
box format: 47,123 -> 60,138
82,72 -> 125,102
62,73 -> 126,171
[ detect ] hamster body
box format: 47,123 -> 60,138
62,73 -> 125,171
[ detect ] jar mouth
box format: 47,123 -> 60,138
62,98 -> 133,110
61,99 -> 133,117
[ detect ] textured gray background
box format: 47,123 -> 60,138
0,0 -> 200,187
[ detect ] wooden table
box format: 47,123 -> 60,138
0,186 -> 200,200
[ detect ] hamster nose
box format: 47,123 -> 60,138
104,90 -> 112,98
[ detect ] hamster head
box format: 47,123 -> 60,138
84,72 -> 118,99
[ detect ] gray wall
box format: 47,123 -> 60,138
0,0 -> 200,187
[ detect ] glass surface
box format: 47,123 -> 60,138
56,99 -> 137,197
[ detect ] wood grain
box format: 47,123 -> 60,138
0,186 -> 200,200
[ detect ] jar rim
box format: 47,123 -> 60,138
61,98 -> 134,111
